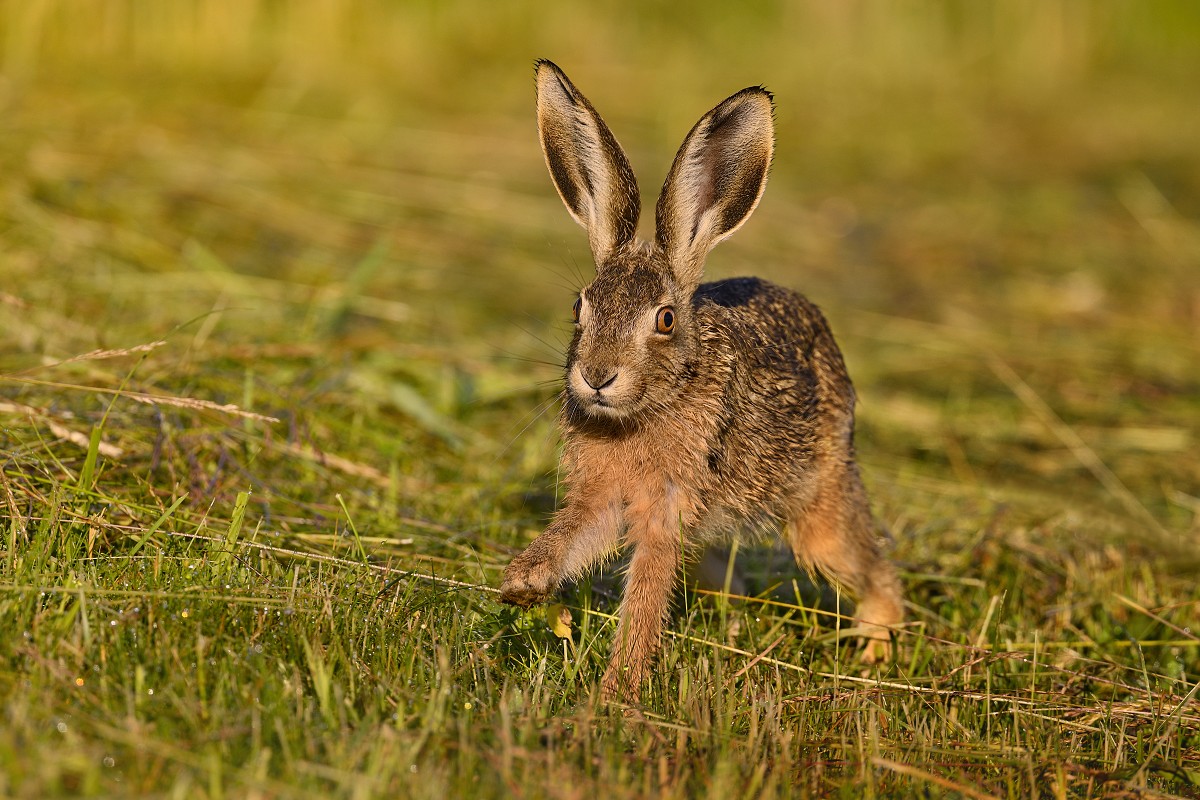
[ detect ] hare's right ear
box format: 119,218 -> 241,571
535,60 -> 641,265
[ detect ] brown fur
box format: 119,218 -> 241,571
500,60 -> 904,702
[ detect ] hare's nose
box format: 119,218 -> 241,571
582,369 -> 618,391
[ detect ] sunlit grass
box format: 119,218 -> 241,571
1,2 -> 1198,797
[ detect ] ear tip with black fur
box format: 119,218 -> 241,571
534,59 -> 577,102
535,59 -> 563,77
711,87 -> 775,125
738,86 -> 775,109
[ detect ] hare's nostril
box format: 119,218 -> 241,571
583,370 -> 618,391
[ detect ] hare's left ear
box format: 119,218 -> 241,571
536,60 -> 641,266
655,88 -> 774,290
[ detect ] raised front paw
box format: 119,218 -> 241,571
499,557 -> 556,608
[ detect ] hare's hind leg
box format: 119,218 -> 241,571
784,460 -> 903,661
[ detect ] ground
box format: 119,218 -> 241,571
1,3 -> 1198,797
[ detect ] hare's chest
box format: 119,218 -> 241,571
571,421 -> 715,505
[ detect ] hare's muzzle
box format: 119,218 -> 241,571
568,363 -> 635,417
580,368 -> 618,391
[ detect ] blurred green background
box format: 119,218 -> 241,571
4,0 -> 1197,526
1,2 -> 1199,796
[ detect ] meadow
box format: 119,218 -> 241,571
1,2 -> 1198,797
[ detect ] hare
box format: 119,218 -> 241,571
500,60 -> 904,702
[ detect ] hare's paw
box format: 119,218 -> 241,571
854,588 -> 903,664
499,557 -> 556,608
858,626 -> 894,665
599,662 -> 640,705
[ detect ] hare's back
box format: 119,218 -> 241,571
694,277 -> 851,396
691,277 -> 857,511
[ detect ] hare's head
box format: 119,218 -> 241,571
534,60 -> 774,422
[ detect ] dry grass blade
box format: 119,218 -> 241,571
0,400 -> 123,458
987,356 -> 1168,537
55,340 -> 167,369
160,530 -> 500,594
4,377 -> 280,423
871,758 -> 1001,800
1116,594 -> 1200,642
727,634 -> 787,683
274,441 -> 427,493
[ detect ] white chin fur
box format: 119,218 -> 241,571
567,388 -> 621,416
581,400 -> 627,419
568,388 -> 638,420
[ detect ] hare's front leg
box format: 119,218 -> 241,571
500,494 -> 621,608
600,492 -> 690,702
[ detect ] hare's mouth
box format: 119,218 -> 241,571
568,386 -> 646,420
575,392 -> 634,419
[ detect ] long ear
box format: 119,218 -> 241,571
655,87 -> 774,289
535,60 -> 641,264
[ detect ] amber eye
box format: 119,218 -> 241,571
655,306 -> 675,335
572,297 -> 582,323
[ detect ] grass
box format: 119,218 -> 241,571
1,1 -> 1199,797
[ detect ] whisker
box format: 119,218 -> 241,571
493,352 -> 565,370
512,320 -> 570,358
493,390 -> 563,463
542,263 -> 585,295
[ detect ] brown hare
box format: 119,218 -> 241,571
500,60 -> 904,702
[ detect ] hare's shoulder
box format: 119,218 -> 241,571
694,276 -> 831,347
695,276 -> 785,307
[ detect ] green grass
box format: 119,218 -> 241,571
2,2 -> 1199,797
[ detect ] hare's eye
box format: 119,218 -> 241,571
655,306 -> 675,335
572,297 -> 582,323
